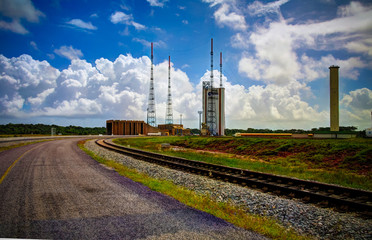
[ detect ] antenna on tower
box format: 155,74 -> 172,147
220,52 -> 223,87
147,42 -> 156,127
210,38 -> 214,89
207,38 -> 217,136
165,56 -> 173,124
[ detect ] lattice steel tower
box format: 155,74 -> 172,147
207,38 -> 217,135
165,56 -> 173,124
147,42 -> 156,127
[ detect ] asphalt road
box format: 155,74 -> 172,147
0,138 -> 267,239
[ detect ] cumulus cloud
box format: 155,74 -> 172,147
0,54 -> 59,115
0,0 -> 44,34
238,21 -> 300,85
66,19 -> 97,30
0,54 -> 198,123
54,46 -> 83,60
196,70 -> 328,129
340,88 -> 372,126
341,88 -> 372,110
0,53 -> 369,130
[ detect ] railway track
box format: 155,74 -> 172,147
96,139 -> 372,218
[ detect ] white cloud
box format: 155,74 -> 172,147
0,19 -> 28,34
341,88 -> 372,110
340,88 -> 372,126
131,21 -> 146,30
337,1 -> 370,17
0,93 -> 25,116
0,54 -> 58,90
300,54 -> 366,81
237,1 -> 371,87
202,0 -> 225,8
133,38 -> 166,49
344,38 -> 372,57
213,3 -> 247,31
110,11 -> 132,24
30,41 -> 38,50
247,0 -> 289,16
231,32 -> 250,48
238,21 -> 300,85
0,53 -> 370,129
0,54 -> 59,115
27,88 -> 54,106
0,54 -> 196,122
0,0 -> 44,34
90,13 -> 99,18
110,11 -> 146,30
196,70 -> 328,129
147,0 -> 168,7
66,19 -> 97,30
54,46 -> 83,60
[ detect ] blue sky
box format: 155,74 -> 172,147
0,0 -> 371,130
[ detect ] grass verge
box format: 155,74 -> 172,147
78,140 -> 312,240
113,137 -> 372,191
0,140 -> 50,153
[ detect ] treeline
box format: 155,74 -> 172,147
225,126 -> 362,136
189,126 -> 361,136
0,123 -> 106,135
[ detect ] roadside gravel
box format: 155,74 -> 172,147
86,140 -> 372,240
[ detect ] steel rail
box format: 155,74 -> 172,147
96,139 -> 372,217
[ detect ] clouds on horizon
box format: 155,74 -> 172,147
0,0 -> 371,129
0,53 -> 370,129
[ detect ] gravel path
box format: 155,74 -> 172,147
86,140 -> 372,240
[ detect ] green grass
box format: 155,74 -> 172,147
78,140 -> 311,240
113,136 -> 372,191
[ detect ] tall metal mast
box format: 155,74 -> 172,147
147,42 -> 156,127
165,56 -> 173,124
220,52 -> 223,87
207,38 -> 217,135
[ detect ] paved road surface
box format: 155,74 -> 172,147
0,138 -> 267,239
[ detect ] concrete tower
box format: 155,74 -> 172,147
329,65 -> 339,132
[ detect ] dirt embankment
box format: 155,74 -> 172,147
172,138 -> 372,175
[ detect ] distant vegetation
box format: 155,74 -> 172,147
0,123 -> 106,136
190,126 -> 364,137
224,126 -> 363,136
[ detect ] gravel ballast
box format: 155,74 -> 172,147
85,140 -> 372,240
